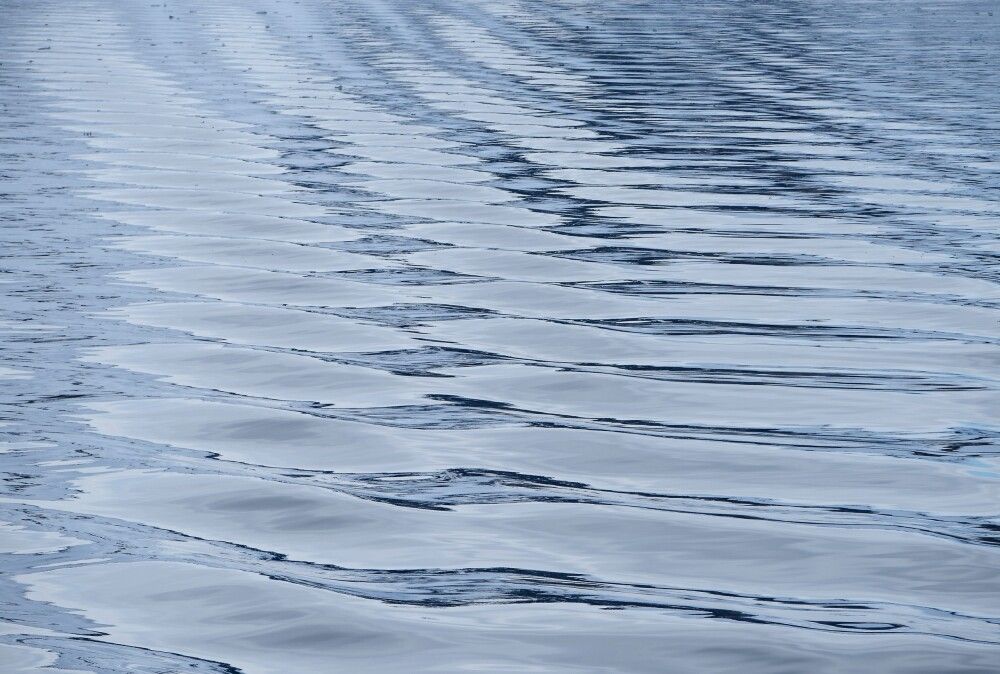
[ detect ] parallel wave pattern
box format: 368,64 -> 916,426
1,0 -> 998,672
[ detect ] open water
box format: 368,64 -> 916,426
1,0 -> 999,672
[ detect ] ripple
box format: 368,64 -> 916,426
3,0 -> 999,671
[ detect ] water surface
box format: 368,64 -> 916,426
1,0 -> 999,672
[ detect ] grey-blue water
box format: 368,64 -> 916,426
1,0 -> 998,671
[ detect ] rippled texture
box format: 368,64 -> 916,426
1,0 -> 999,672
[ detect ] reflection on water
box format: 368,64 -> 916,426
1,0 -> 999,671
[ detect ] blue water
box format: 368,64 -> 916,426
1,0 -> 999,672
